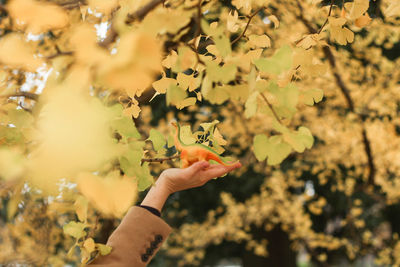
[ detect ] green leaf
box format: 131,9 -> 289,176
135,163 -> 154,191
166,84 -> 187,107
253,134 -> 292,165
111,117 -> 141,139
214,35 -> 232,57
203,85 -> 230,105
147,129 -> 166,151
8,109 -> 33,128
255,45 -> 293,75
283,126 -> 314,153
245,91 -> 259,118
302,88 -> 324,106
97,244 -> 112,256
63,221 -> 86,239
206,61 -> 237,84
267,82 -> 298,119
253,134 -> 269,161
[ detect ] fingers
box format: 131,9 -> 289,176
186,161 -> 210,174
203,161 -> 242,180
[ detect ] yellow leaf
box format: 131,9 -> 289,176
227,10 -> 239,32
99,32 -> 162,96
0,148 -> 25,180
83,238 -> 96,254
0,33 -> 44,72
74,196 -> 88,222
152,76 -> 177,94
28,87 -> 117,192
7,0 -> 68,34
247,35 -> 271,48
88,0 -> 119,15
77,172 -> 137,218
329,17 -> 354,45
385,2 -> 400,17
355,13 -> 372,28
162,50 -> 178,69
346,0 -> 369,19
213,128 -> 227,146
177,73 -> 200,92
123,104 -> 141,119
69,24 -> 109,66
268,15 -> 280,28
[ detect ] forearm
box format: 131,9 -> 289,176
140,175 -> 171,212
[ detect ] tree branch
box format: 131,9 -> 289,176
231,7 -> 263,45
295,0 -> 376,185
141,154 -> 180,164
2,92 -> 39,101
125,0 -> 164,24
317,0 -> 334,34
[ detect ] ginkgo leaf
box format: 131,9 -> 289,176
385,2 -> 400,17
268,15 -> 280,29
345,0 -> 369,19
152,76 -> 177,94
88,0 -> 119,15
0,148 -> 25,180
7,0 -> 69,34
97,244 -> 112,256
111,117 -> 141,140
0,33 -> 44,72
176,97 -> 197,109
329,17 -> 354,45
267,82 -> 298,119
227,10 -> 239,32
77,172 -> 138,218
83,238 -> 95,254
123,104 -> 141,119
255,45 -> 293,75
355,13 -> 372,28
253,134 -> 292,165
206,61 -> 237,83
135,163 -> 154,191
63,221 -> 87,239
179,125 -> 197,145
245,91 -> 259,118
301,88 -> 324,106
282,127 -> 314,153
74,196 -> 88,222
247,35 -> 271,48
177,73 -> 200,92
148,129 -> 166,151
166,85 -> 187,107
162,50 -> 178,69
213,128 -> 227,146
203,85 -> 230,105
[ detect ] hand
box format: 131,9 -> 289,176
158,161 -> 242,194
140,161 -> 241,212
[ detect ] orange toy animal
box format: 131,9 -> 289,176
171,122 -> 238,168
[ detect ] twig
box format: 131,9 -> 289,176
1,92 -> 39,101
125,0 -> 164,24
260,93 -> 282,124
295,0 -> 376,186
46,51 -> 73,60
231,7 -> 263,45
141,154 -> 180,164
317,0 -> 334,34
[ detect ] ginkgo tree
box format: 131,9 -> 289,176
0,0 -> 399,265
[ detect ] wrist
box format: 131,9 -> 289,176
140,175 -> 171,212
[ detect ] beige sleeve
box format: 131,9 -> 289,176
89,206 -> 172,267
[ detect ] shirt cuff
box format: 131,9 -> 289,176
137,205 -> 161,217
